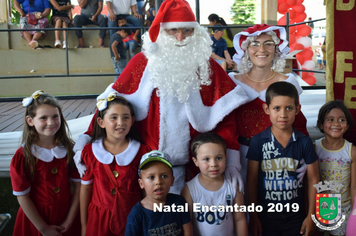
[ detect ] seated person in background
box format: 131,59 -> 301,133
142,0 -> 156,27
50,0 -> 74,49
73,0 -> 108,48
13,0 -> 51,49
211,27 -> 236,71
125,150 -> 193,236
208,13 -> 236,59
117,15 -> 139,59
110,25 -> 131,79
107,0 -> 142,37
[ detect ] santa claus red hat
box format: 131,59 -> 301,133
233,24 -> 290,65
148,0 -> 199,43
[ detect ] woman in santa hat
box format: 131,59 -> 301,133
228,24 -> 309,188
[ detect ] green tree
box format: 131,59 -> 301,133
231,0 -> 256,24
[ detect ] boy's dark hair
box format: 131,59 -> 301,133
91,97 -> 142,142
117,15 -> 126,21
265,81 -> 299,107
191,132 -> 226,158
316,100 -> 354,133
119,24 -> 132,35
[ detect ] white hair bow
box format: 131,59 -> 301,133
96,91 -> 119,111
22,90 -> 44,107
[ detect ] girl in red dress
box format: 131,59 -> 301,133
10,90 -> 81,236
79,92 -> 150,236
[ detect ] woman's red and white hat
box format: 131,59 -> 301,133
233,24 -> 290,64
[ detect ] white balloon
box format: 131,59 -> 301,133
302,60 -> 315,70
297,37 -> 312,48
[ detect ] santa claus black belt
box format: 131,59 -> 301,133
238,136 -> 251,146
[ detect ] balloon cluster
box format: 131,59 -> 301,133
277,0 -> 316,85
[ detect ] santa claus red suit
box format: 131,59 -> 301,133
74,0 -> 250,193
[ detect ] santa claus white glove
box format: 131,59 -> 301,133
74,150 -> 86,177
296,158 -> 306,182
225,149 -> 244,193
73,134 -> 91,177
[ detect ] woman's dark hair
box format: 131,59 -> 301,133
316,100 -> 354,133
208,13 -> 233,42
91,97 -> 142,143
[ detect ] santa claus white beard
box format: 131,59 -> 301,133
142,27 -> 212,103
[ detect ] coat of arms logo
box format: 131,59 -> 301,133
311,181 -> 346,231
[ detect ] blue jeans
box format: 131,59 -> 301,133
108,14 -> 142,36
111,57 -> 127,81
136,0 -> 145,15
74,14 -> 108,39
124,40 -> 138,58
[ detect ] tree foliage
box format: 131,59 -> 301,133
230,0 -> 256,25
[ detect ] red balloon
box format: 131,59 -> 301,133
288,9 -> 296,19
301,48 -> 313,59
292,3 -> 305,13
296,54 -> 305,65
301,69 -> 309,79
297,0 -> 304,3
294,43 -> 304,51
296,24 -> 311,36
289,33 -> 296,45
287,0 -> 297,6
278,15 -> 286,25
278,2 -> 290,14
289,25 -> 297,33
278,0 -> 287,3
303,75 -> 317,85
293,12 -> 307,22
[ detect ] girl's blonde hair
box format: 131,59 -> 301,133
22,93 -> 75,181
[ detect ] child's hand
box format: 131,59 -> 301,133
115,55 -> 120,61
248,216 -> 262,236
59,218 -> 73,233
41,224 -> 64,236
300,215 -> 316,236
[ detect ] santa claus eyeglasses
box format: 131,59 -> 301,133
165,28 -> 194,37
248,41 -> 276,51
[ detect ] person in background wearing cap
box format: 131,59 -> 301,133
208,13 -> 236,59
110,24 -> 131,80
125,150 -> 193,236
228,24 -> 309,190
74,0 -> 250,195
211,26 -> 236,71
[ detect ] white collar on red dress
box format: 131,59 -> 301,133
29,144 -> 67,162
92,138 -> 140,165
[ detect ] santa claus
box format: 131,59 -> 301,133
74,0 -> 250,194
